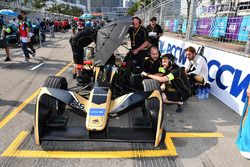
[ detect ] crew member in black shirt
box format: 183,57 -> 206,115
70,27 -> 97,82
128,16 -> 149,68
141,53 -> 192,112
143,46 -> 162,75
146,17 -> 163,48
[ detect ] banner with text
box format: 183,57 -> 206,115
238,15 -> 250,41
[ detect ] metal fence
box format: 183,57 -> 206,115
0,1 -> 74,23
136,0 -> 250,57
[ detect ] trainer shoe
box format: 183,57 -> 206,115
23,58 -> 29,63
32,52 -> 36,58
4,57 -> 11,62
176,102 -> 184,113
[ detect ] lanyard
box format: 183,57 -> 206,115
151,25 -> 155,32
132,26 -> 140,45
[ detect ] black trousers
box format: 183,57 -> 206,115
27,42 -> 35,53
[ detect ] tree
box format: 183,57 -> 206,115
47,3 -> 83,17
32,0 -> 46,9
127,2 -> 140,16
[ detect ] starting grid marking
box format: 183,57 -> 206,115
0,61 -> 73,129
1,131 -> 223,159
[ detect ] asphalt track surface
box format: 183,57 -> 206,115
0,32 -> 249,167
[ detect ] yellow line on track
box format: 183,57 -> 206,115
167,132 -> 224,138
0,61 -> 73,129
1,131 -> 223,159
55,62 -> 73,77
1,131 -> 29,157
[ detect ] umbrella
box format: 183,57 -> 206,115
0,9 -> 18,17
94,17 -> 131,66
80,13 -> 93,19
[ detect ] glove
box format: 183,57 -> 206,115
141,71 -> 148,77
160,83 -> 166,91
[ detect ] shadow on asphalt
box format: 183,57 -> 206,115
164,95 -> 239,159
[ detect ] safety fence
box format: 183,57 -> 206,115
136,0 -> 250,57
0,1 -> 74,23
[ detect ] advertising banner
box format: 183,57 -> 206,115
225,16 -> 243,40
182,19 -> 187,33
159,36 -> 250,115
238,16 -> 250,42
169,19 -> 174,32
173,19 -> 179,32
196,18 -> 215,36
181,19 -> 197,34
164,20 -> 170,31
211,16 -> 228,38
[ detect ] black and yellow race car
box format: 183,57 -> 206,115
34,17 -> 164,147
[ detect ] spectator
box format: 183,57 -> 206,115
12,18 -> 18,28
127,16 -> 149,69
70,19 -> 77,35
143,46 -> 162,75
0,25 -> 11,62
20,11 -> 36,58
18,15 -> 30,63
141,53 -> 192,112
146,17 -> 163,48
77,19 -> 84,31
236,84 -> 250,159
0,15 -> 4,28
177,22 -> 184,38
85,19 -> 92,28
185,46 -> 208,94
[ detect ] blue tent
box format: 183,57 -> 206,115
80,13 -> 93,19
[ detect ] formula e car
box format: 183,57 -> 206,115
34,17 -> 164,147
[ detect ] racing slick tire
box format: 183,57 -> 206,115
42,76 -> 68,115
142,79 -> 161,134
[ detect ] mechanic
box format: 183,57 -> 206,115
143,46 -> 162,75
146,17 -> 163,48
141,53 -> 192,112
128,16 -> 149,68
69,27 -> 97,83
184,46 -> 208,94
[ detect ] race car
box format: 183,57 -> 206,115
34,17 -> 165,147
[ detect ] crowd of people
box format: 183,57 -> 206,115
0,11 -> 104,63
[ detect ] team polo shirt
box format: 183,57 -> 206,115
143,57 -> 162,74
146,24 -> 163,47
128,26 -> 149,50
